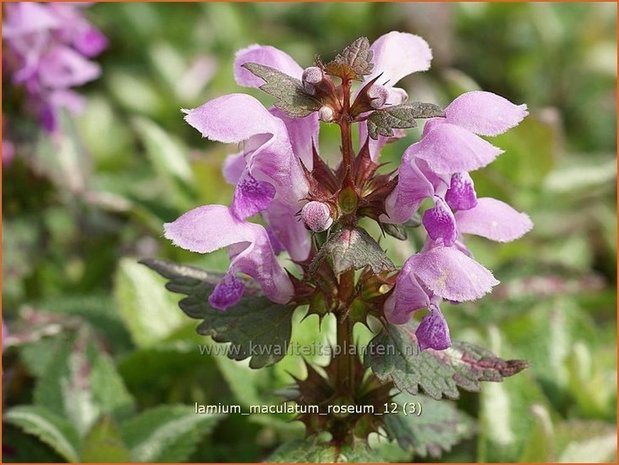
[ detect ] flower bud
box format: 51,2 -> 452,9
368,84 -> 389,109
301,201 -> 333,232
319,105 -> 334,122
302,66 -> 323,95
445,172 -> 477,211
391,88 -> 408,105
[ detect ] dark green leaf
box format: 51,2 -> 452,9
242,62 -> 321,117
367,102 -> 445,139
309,227 -> 395,276
80,416 -> 132,462
384,392 -> 475,458
4,405 -> 81,463
140,258 -> 296,368
120,405 -> 223,462
365,323 -> 529,400
325,36 -> 374,80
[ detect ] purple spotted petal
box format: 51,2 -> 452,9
410,246 -> 499,302
384,260 -> 430,324
382,148 -> 434,224
209,273 -> 245,311
367,31 -> 432,86
422,196 -> 457,246
231,172 -> 276,220
445,172 -> 477,211
445,91 -> 528,136
413,123 -> 503,174
234,44 -> 303,87
455,197 -> 533,242
416,305 -> 451,351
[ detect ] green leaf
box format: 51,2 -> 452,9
309,227 -> 395,276
115,258 -> 187,347
4,405 -> 81,463
325,36 -> 374,80
242,62 -> 321,117
140,258 -> 297,368
80,416 -> 132,462
383,392 -> 475,458
367,102 -> 444,139
381,222 -> 408,241
365,323 -> 528,400
120,405 -> 223,462
556,420 -> 617,462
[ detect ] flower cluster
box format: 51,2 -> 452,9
3,2 -> 107,132
164,32 -> 532,350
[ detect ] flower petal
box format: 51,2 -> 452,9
367,31 -> 432,86
445,172 -> 477,211
263,198 -> 311,261
163,204 -> 255,253
222,152 -> 246,185
423,196 -> 457,246
384,260 -> 430,324
455,197 -> 533,242
39,45 -> 101,88
445,91 -> 528,136
416,305 -> 451,351
234,44 -> 303,88
271,108 -> 319,170
413,123 -> 503,174
209,273 -> 245,311
231,171 -> 276,220
382,149 -> 434,224
228,226 -> 294,304
410,246 -> 499,302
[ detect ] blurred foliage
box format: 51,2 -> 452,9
3,2 -> 616,463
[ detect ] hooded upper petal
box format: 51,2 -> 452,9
184,94 -> 308,213
445,91 -> 528,137
455,197 -> 533,242
412,123 -> 503,174
410,246 -> 499,302
234,44 -> 303,87
367,31 -> 432,86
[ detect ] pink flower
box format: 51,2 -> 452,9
3,2 -> 107,132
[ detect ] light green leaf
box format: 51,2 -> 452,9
115,258 -> 187,347
120,405 -> 223,462
80,416 -> 132,462
4,405 -> 80,463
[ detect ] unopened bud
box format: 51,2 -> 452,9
391,87 -> 408,105
301,201 -> 333,232
319,105 -> 334,122
368,84 -> 389,109
302,66 -> 323,94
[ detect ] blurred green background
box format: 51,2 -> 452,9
3,2 -> 616,463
